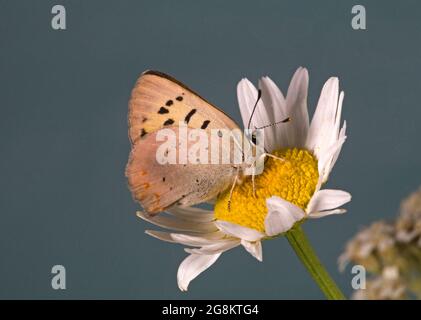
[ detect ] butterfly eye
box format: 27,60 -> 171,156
251,132 -> 257,145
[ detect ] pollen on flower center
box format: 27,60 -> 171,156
214,148 -> 319,232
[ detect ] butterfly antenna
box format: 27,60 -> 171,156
255,117 -> 291,130
247,89 -> 262,130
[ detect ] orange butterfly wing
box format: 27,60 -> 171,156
126,127 -> 237,213
128,70 -> 239,144
126,71 -> 241,214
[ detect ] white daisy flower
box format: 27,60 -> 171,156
138,67 -> 351,291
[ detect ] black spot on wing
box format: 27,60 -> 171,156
140,128 -> 147,137
201,120 -> 211,129
166,100 -> 173,106
184,109 -> 197,124
176,96 -> 183,101
158,107 -> 169,114
163,119 -> 174,126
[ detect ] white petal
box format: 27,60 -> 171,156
358,242 -> 375,257
265,196 -> 306,236
215,220 -> 265,242
241,240 -> 263,261
306,77 -> 340,158
307,189 -> 352,214
177,253 -> 221,291
237,78 -> 276,151
308,208 -> 346,218
317,135 -> 347,182
334,92 -> 345,136
171,233 -> 227,247
338,252 -> 350,272
137,211 -> 218,233
396,230 -> 418,243
146,230 -> 226,244
328,121 -> 347,174
185,239 -> 240,255
259,76 -> 288,149
145,230 -> 177,243
167,206 -> 215,223
285,67 -> 310,148
237,78 -> 268,129
237,78 -> 254,128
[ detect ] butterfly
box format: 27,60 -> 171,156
125,71 -> 277,215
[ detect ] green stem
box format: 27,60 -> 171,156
285,225 -> 346,300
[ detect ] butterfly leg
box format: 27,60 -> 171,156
227,167 -> 240,212
265,153 -> 285,162
251,165 -> 257,198
249,152 -> 266,197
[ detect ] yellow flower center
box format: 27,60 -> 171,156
214,148 -> 319,232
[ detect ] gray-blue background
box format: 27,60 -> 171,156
1,0 -> 420,299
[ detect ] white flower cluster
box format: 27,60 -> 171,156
340,186 -> 421,299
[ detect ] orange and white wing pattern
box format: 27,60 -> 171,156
128,70 -> 240,144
